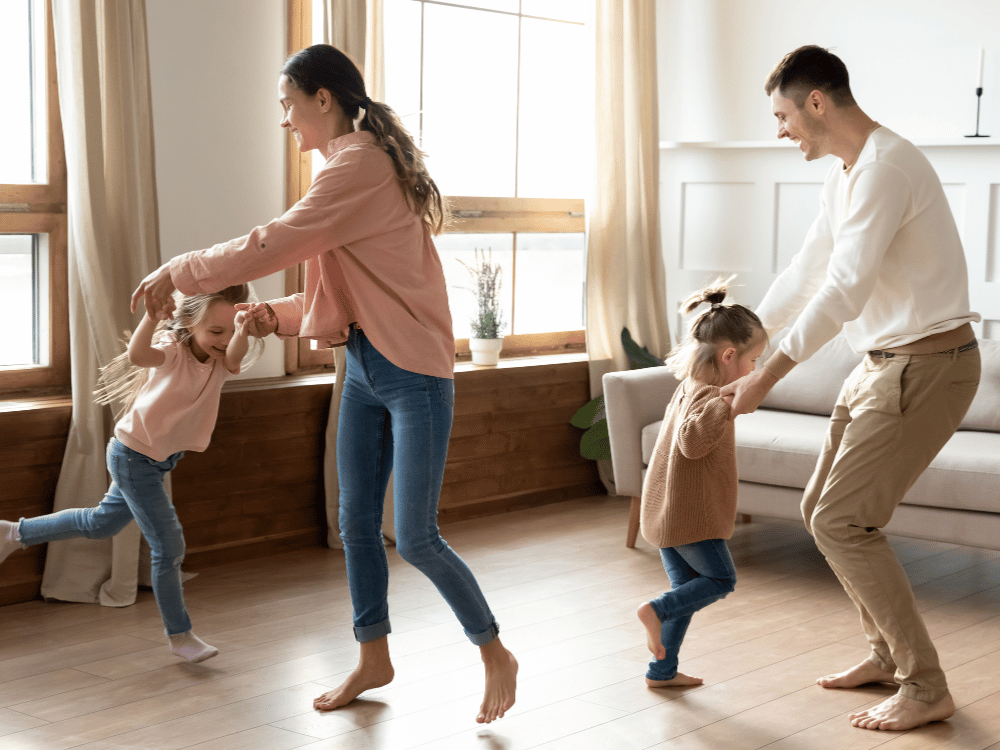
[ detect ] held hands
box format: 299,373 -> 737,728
225,309 -> 253,374
235,302 -> 279,337
131,262 -> 177,320
719,367 -> 779,420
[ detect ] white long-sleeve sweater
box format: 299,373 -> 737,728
757,126 -> 979,365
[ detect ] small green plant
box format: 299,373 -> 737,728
458,248 -> 506,339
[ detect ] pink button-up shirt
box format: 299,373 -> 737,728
169,130 -> 455,379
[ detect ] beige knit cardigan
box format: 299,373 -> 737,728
640,381 -> 738,548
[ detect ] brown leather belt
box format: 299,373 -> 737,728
869,322 -> 975,356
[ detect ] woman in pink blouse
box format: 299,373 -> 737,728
133,44 -> 517,724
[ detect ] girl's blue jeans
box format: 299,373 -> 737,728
647,538 -> 737,681
19,437 -> 191,636
338,326 -> 499,646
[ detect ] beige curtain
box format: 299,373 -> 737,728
42,0 -> 160,606
320,0 -> 386,548
587,0 -> 670,403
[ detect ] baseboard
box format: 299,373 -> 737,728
437,481 -> 607,524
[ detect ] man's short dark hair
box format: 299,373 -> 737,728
765,45 -> 856,108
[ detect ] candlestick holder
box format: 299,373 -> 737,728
966,87 -> 990,137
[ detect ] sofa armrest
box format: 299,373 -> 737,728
603,367 -> 680,498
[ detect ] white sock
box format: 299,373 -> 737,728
0,521 -> 24,566
168,631 -> 219,663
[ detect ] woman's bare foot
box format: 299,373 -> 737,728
477,639 -> 518,724
849,692 -> 955,731
314,638 -> 394,712
637,602 -> 666,661
817,659 -> 895,689
645,672 -> 704,688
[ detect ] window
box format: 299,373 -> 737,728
0,0 -> 68,391
386,0 -> 589,356
283,0 -> 588,370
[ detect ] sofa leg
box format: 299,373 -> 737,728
626,496 -> 641,548
739,513 -> 752,524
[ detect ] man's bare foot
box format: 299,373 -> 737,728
314,640 -> 395,712
637,602 -> 666,661
849,692 -> 955,731
477,639 -> 518,724
645,672 -> 704,688
818,659 -> 895,689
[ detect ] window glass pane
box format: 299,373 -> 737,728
436,233 -> 513,338
436,0 -> 519,12
512,232 -> 584,334
0,0 -> 46,184
421,4 -> 518,196
384,0 -> 423,132
0,235 -> 36,366
517,17 -> 588,198
521,0 -> 589,23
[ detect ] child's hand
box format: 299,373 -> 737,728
234,310 -> 251,337
235,302 -> 278,337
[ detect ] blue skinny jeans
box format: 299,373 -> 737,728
19,437 -> 191,636
338,326 -> 499,646
647,538 -> 737,680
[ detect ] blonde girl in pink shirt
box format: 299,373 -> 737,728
1,284 -> 258,663
131,44 -> 518,723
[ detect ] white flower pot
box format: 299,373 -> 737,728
469,337 -> 503,366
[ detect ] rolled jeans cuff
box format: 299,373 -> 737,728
466,620 -> 500,647
867,652 -> 895,674
354,619 -> 391,643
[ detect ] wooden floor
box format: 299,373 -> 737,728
2,496 -> 1000,750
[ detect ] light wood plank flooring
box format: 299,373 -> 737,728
2,496 -> 1000,749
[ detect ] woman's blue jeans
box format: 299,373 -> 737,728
338,326 -> 499,646
647,538 -> 737,680
18,438 -> 191,636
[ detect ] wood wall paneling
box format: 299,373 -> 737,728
0,357 -> 600,604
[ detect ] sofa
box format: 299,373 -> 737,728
603,332 -> 1000,550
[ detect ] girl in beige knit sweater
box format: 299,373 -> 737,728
638,279 -> 767,687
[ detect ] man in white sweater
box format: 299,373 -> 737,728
722,45 -> 981,731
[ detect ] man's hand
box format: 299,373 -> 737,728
132,262 -> 176,320
235,302 -> 279,337
719,367 -> 779,420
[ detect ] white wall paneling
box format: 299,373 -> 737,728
680,182 -> 756,272
985,320 -> 999,339
988,183 -> 999,284
774,183 -> 823,274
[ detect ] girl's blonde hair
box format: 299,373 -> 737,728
281,44 -> 445,235
94,284 -> 262,417
665,277 -> 767,384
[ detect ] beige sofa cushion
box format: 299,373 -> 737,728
733,410 -> 828,488
960,338 -> 1000,432
759,332 -> 861,416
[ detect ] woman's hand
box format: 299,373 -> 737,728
132,262 -> 176,320
235,302 -> 279,337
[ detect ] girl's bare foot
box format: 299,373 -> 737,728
849,692 -> 955,731
645,672 -> 703,688
817,659 -> 895,689
314,638 -> 394,711
637,602 -> 666,661
477,639 -> 518,724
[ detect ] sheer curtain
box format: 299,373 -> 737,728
587,0 -> 671,400
318,0 -> 387,547
41,0 -> 161,605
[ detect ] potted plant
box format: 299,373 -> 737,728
459,248 -> 506,366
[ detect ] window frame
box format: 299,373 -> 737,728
0,0 -> 69,393
282,0 -> 586,373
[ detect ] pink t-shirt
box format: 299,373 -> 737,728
168,130 -> 455,380
115,336 -> 231,461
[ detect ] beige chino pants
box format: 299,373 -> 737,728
801,345 -> 981,704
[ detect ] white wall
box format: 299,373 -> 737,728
147,0 -> 287,378
656,0 -> 1000,341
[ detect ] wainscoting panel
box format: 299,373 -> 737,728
774,182 -> 823,274
680,182 -> 756,272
